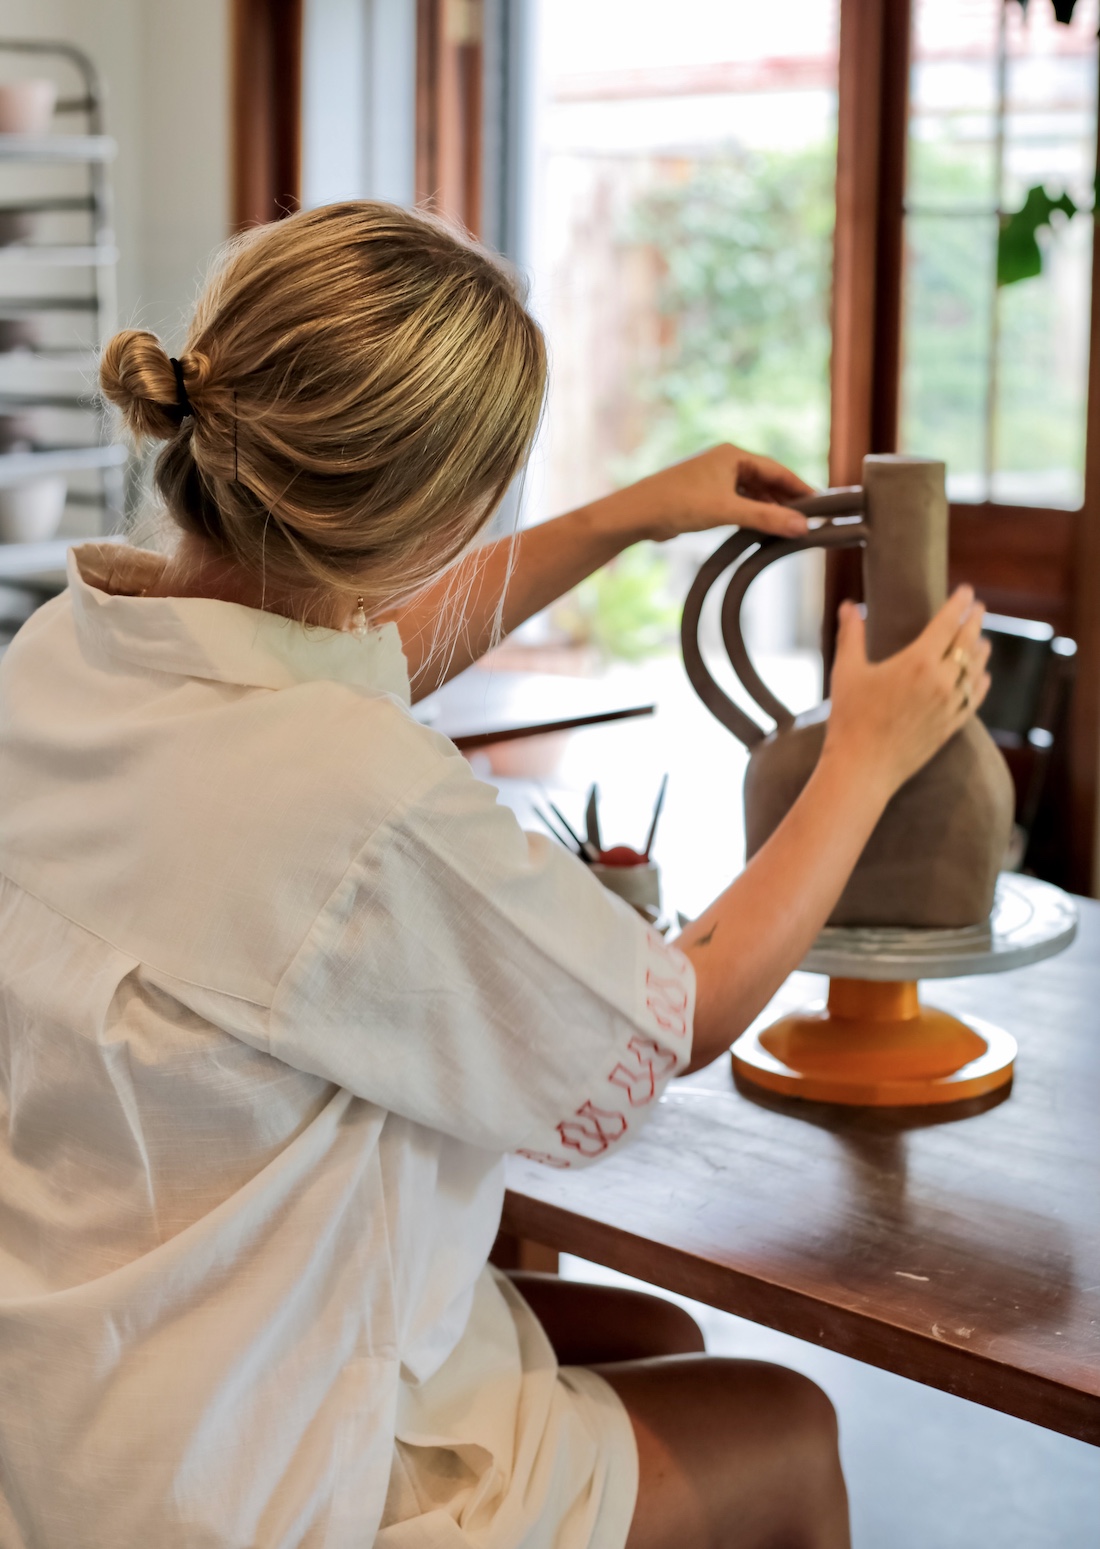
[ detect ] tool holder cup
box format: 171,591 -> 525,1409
681,455 -> 1021,1107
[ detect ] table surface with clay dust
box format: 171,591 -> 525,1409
504,895 -> 1100,1446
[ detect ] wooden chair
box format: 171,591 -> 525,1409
978,613 -> 1077,874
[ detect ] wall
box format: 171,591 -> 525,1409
0,0 -> 230,338
135,2 -> 230,341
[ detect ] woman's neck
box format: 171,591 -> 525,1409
148,536 -> 353,630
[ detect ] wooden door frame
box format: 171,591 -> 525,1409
828,0 -> 1100,894
415,0 -> 484,234
231,0 -> 303,230
829,0 -> 911,489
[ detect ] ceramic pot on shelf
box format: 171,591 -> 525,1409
681,454 -> 1015,929
0,79 -> 57,135
0,318 -> 39,354
0,210 -> 35,247
0,477 -> 67,544
0,412 -> 35,453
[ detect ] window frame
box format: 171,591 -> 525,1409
231,0 -> 304,229
829,0 -> 1100,893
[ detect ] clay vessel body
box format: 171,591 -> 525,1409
745,708 -> 1015,927
683,455 -> 1016,929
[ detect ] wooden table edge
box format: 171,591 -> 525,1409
502,1188 -> 1100,1448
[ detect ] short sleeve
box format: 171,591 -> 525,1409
270,749 -> 694,1165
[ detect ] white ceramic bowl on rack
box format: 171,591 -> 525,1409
0,209 -> 35,246
0,318 -> 38,354
0,413 -> 35,453
0,80 -> 57,135
0,476 -> 67,543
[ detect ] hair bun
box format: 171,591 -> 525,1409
100,329 -> 193,442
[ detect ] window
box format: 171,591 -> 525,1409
288,0 -> 1100,890
522,0 -> 841,674
900,0 -> 1098,508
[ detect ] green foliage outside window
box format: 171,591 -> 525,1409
905,142 -> 1086,489
552,542 -> 682,663
558,130 -> 1088,661
552,146 -> 834,665
618,143 -> 836,491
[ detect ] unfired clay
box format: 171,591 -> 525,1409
681,455 -> 1016,929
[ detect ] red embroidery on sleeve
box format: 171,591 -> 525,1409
645,967 -> 689,1037
557,1102 -> 629,1157
608,1034 -> 679,1106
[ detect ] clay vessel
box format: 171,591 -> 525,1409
681,454 -> 1016,928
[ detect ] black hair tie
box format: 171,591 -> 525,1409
168,356 -> 194,422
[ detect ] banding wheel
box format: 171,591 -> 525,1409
732,977 -> 1017,1106
730,875 -> 1077,1108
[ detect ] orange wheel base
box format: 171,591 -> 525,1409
731,978 -> 1016,1107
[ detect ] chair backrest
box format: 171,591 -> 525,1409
978,614 -> 1077,849
979,613 -> 1058,743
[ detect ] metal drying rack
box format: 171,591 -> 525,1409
0,39 -> 126,597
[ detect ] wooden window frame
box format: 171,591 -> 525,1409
830,0 -> 1100,893
415,0 -> 484,235
231,0 -> 304,230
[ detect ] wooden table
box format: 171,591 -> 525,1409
503,897 -> 1100,1445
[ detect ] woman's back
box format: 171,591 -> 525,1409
0,541 -> 688,1549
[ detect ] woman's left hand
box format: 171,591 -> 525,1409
596,443 -> 815,544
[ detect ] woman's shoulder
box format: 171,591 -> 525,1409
0,601 -> 477,1004
259,676 -> 470,817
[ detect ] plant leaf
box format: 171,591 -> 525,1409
997,185 -> 1077,286
1011,0 -> 1080,20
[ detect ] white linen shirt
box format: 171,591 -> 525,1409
0,544 -> 694,1549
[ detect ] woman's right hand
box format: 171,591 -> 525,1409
824,586 -> 992,800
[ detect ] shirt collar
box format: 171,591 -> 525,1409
66,543 -> 411,703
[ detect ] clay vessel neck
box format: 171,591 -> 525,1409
862,455 -> 948,663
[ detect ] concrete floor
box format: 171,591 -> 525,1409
561,1255 -> 1100,1549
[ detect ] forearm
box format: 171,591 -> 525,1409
677,746 -> 890,1073
384,491 -> 651,698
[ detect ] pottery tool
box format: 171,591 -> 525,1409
585,784 -> 603,854
531,804 -> 583,856
545,799 -> 595,860
642,773 -> 668,859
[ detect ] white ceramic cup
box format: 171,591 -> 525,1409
0,80 -> 58,135
0,477 -> 67,543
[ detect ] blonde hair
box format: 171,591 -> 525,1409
100,202 -> 547,612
